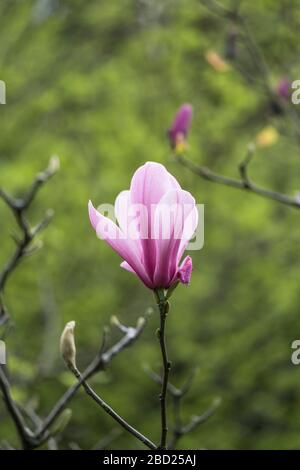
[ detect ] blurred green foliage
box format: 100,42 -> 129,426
1,0 -> 300,450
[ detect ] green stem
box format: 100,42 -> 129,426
156,289 -> 171,449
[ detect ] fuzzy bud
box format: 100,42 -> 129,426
49,155 -> 60,173
136,316 -> 146,329
60,321 -> 76,369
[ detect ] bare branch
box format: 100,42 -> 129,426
145,364 -> 218,449
58,315 -> 156,450
0,157 -> 152,451
0,296 -> 10,330
169,398 -> 221,449
91,428 -> 122,450
0,366 -> 36,449
69,363 -> 156,450
0,156 -> 59,294
184,1 -> 300,209
144,365 -> 181,397
21,156 -> 60,211
176,154 -> 300,209
182,398 -> 221,434
0,158 -> 60,449
0,315 -> 148,449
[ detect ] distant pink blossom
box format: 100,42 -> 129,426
168,104 -> 193,151
276,77 -> 290,100
88,162 -> 198,289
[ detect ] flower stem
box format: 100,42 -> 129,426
156,289 -> 171,449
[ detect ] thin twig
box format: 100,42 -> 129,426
0,156 -> 59,293
0,296 -> 10,330
58,316 -> 155,450
145,364 -> 219,449
201,0 -> 300,138
0,158 -> 59,449
0,158 -> 150,450
0,316 -> 147,449
69,363 -> 156,450
0,366 -> 35,449
34,317 -> 147,444
91,428 -> 122,450
144,365 -> 180,397
169,398 -> 221,449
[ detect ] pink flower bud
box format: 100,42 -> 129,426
168,104 -> 193,151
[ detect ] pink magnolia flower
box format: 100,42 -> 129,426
168,104 -> 193,151
88,162 -> 198,290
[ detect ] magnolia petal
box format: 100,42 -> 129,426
120,261 -> 136,274
129,162 -> 182,282
153,189 -> 196,287
114,190 -> 130,233
130,162 -> 181,208
176,205 -> 199,265
178,256 -> 193,284
115,190 -> 142,243
88,201 -> 152,288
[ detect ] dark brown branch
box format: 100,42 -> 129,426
0,366 -> 36,450
21,156 -> 60,211
0,156 -> 59,293
0,157 -> 149,449
144,365 -> 181,397
69,364 -> 156,450
169,398 -> 221,449
201,0 -> 300,142
0,157 -> 60,449
60,316 -> 156,450
0,158 -> 150,450
91,428 -> 122,450
0,316 -> 147,449
145,365 -> 219,449
176,154 -> 300,209
187,1 -> 300,208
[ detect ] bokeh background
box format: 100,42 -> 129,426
1,0 -> 300,450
